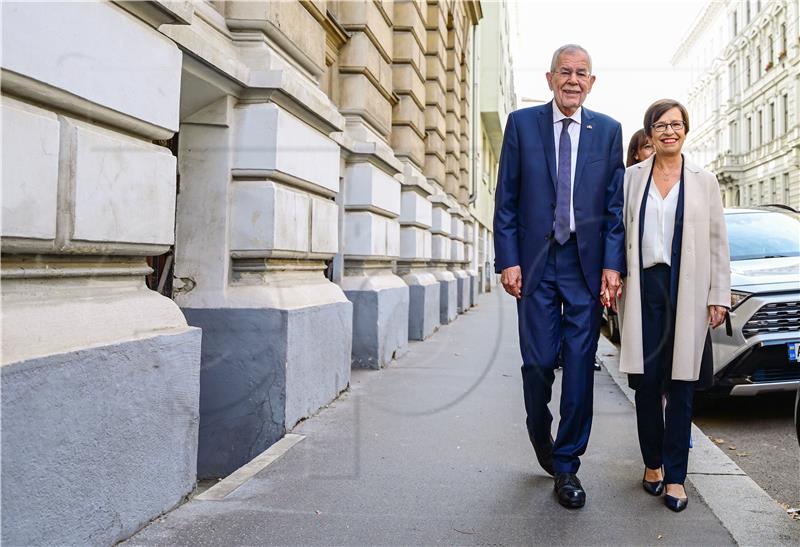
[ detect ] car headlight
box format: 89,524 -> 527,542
730,290 -> 751,310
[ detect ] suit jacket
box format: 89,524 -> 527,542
493,101 -> 625,298
618,155 -> 731,381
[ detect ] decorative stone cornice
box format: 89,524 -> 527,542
0,256 -> 153,280
400,164 -> 435,196
464,1 -> 483,25
672,1 -> 724,66
430,193 -> 457,210
334,127 -> 404,175
0,69 -> 176,141
114,0 -> 193,28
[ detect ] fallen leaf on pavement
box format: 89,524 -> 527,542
727,446 -> 737,450
657,534 -> 663,540
737,452 -> 749,457
712,437 -> 725,444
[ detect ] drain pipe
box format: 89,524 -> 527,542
469,22 -> 479,205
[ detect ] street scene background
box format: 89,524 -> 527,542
1,0 -> 798,545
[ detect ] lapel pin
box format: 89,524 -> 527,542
586,124 -> 593,130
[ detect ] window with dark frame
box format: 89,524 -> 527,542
757,109 -> 763,146
783,93 -> 789,134
770,102 -> 775,141
746,56 -> 752,86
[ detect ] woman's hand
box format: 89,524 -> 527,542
708,305 -> 727,328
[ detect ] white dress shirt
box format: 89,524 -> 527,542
552,103 -> 581,232
642,179 -> 680,268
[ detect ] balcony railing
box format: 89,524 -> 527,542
711,152 -> 740,172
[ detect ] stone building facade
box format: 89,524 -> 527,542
672,0 -> 800,208
1,1 -> 509,545
472,0 -> 515,291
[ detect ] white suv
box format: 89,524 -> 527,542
709,207 -> 800,396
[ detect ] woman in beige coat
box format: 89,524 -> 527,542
617,99 -> 730,512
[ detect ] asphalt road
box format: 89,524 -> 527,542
693,392 -> 800,510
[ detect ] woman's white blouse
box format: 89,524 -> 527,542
641,179 -> 680,268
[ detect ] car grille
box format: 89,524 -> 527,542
742,301 -> 800,338
751,368 -> 800,382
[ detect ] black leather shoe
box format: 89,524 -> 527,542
664,493 -> 688,512
642,468 -> 664,496
554,472 -> 586,508
531,435 -> 555,476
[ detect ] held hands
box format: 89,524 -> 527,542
600,269 -> 623,312
501,265 -> 522,299
708,305 -> 728,329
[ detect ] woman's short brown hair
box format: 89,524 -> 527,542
643,99 -> 690,137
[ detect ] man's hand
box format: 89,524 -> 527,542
600,269 -> 622,310
501,265 -> 523,299
708,305 -> 728,329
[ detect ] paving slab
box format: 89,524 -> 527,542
127,292 -> 736,546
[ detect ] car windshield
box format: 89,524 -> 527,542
725,211 -> 800,261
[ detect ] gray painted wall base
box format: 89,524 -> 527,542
1,329 -> 201,547
468,273 -> 478,307
345,285 -> 409,369
184,302 -> 352,479
453,270 -> 469,313
404,272 -> 440,341
434,272 -> 458,324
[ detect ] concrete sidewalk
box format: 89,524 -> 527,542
127,291 -> 774,546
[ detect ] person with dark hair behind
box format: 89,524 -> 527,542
616,99 -> 730,512
626,128 -> 654,167
559,132 -> 653,371
597,129 -> 656,347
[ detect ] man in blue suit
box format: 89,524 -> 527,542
493,44 -> 625,509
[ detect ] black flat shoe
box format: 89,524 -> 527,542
642,469 -> 664,496
665,493 -> 688,512
554,472 -> 586,509
530,435 -> 555,476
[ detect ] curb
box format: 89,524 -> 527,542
597,335 -> 798,546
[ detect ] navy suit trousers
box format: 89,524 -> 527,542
517,237 -> 601,474
634,264 -> 694,484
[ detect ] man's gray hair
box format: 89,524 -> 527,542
550,44 -> 592,73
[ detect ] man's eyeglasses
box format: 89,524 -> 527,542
651,121 -> 685,133
557,69 -> 590,80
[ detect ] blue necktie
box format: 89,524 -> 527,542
554,118 -> 573,245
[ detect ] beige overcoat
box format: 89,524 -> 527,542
618,155 -> 731,381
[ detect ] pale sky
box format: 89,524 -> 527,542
509,0 -> 707,146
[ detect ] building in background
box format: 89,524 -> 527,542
672,0 -> 799,208
471,0 -> 516,292
1,1 -> 512,545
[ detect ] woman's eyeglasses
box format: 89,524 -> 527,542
651,121 -> 685,133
